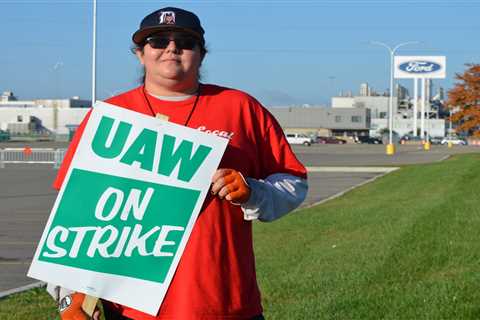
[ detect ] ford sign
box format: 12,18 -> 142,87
394,56 -> 446,79
399,61 -> 442,74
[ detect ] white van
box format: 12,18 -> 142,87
285,133 -> 313,146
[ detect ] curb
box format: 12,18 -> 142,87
303,168 -> 400,209
0,281 -> 45,299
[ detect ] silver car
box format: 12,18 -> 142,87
441,137 -> 467,145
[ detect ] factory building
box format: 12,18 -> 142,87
268,107 -> 371,140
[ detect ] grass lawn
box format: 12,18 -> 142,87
2,154 -> 480,319
256,153 -> 480,319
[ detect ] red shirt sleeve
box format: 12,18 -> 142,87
260,115 -> 308,179
52,110 -> 92,190
245,95 -> 307,180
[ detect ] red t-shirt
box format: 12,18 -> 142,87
54,84 -> 307,319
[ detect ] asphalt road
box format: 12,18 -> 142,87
0,143 -> 479,293
0,165 -> 57,292
292,143 -> 478,166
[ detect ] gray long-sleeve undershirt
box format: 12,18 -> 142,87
241,173 -> 308,222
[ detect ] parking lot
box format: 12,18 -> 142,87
1,142 -> 479,293
292,143 -> 478,166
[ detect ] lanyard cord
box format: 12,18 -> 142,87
142,85 -> 201,127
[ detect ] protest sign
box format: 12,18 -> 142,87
28,101 -> 228,315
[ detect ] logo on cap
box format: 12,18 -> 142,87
159,11 -> 175,25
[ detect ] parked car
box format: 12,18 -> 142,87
399,135 -> 426,144
441,136 -> 467,145
316,136 -> 347,144
286,133 -> 313,146
354,136 -> 383,144
0,130 -> 10,142
430,136 -> 444,145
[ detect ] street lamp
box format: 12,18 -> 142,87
53,61 -> 64,98
370,41 -> 419,155
52,61 -> 64,132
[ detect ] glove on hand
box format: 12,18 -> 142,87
59,292 -> 89,320
211,169 -> 251,204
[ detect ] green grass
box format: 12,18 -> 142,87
255,154 -> 480,319
0,288 -> 59,320
2,154 -> 480,319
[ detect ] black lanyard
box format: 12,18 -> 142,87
142,85 -> 201,126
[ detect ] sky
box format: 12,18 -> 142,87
1,0 -> 479,106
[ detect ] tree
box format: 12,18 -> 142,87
447,63 -> 480,137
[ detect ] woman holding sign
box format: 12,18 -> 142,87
50,6 -> 307,320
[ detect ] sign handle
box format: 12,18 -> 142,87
82,295 -> 99,317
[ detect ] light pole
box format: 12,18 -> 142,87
52,62 -> 64,132
53,61 -> 64,98
370,41 -> 419,155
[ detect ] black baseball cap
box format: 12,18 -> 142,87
132,7 -> 205,45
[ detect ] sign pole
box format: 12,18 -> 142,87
413,78 -> 418,136
420,78 -> 426,141
393,55 -> 446,145
82,296 -> 98,316
423,81 -> 431,151
388,50 -> 394,150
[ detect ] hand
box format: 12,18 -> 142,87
211,169 -> 251,204
59,292 -> 101,320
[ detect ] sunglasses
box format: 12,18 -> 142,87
144,36 -> 199,50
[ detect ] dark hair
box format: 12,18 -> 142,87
131,42 -> 208,84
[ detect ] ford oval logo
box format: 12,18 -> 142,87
399,61 -> 442,74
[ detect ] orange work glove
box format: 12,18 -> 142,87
211,169 -> 251,204
59,292 -> 89,320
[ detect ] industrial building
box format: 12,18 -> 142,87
268,107 -> 371,139
332,95 -> 398,119
0,91 -> 90,139
1,91 -> 91,109
331,82 -> 446,138
371,117 -> 445,138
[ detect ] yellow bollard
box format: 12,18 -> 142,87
448,141 -> 453,148
386,143 -> 395,155
423,141 -> 431,151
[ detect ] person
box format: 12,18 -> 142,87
48,6 -> 308,320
